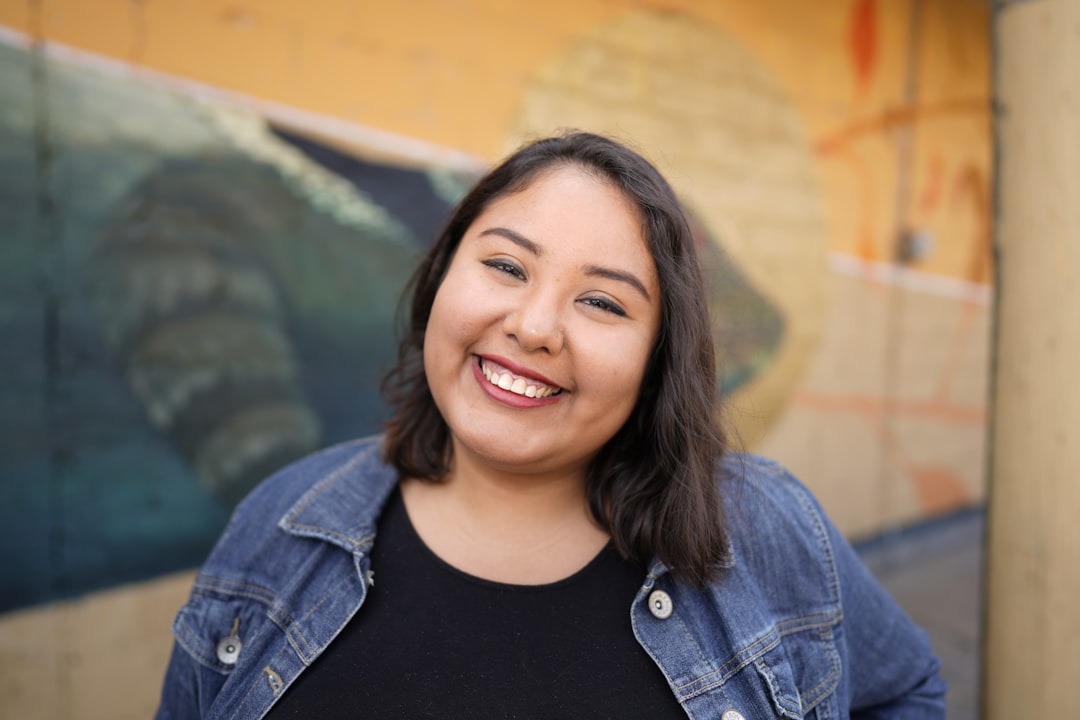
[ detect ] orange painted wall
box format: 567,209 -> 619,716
1,0 -> 990,280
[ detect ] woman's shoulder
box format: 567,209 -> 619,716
198,435 -> 395,577
165,437 -> 394,697
233,434 -> 389,523
711,453 -> 947,714
718,452 -> 832,534
715,452 -> 844,606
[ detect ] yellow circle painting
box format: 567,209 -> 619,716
505,10 -> 829,445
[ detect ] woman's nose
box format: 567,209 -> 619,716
502,293 -> 565,354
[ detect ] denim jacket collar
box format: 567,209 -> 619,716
276,439 -> 680,583
277,440 -> 397,555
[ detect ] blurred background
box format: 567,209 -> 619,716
0,0 -> 996,717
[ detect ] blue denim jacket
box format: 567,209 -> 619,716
156,436 -> 946,719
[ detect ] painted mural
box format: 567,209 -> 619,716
0,41 -> 783,612
0,41 -> 451,611
0,2 -> 994,716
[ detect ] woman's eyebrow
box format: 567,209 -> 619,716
584,265 -> 651,301
479,227 -> 541,256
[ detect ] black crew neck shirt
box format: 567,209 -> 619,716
264,487 -> 686,719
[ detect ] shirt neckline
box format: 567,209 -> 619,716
390,485 -> 621,593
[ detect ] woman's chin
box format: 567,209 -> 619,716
449,430 -> 587,480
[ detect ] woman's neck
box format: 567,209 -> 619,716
399,449 -> 610,585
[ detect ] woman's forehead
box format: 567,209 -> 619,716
472,168 -> 653,265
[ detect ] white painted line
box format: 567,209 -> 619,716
0,23 -> 31,48
829,252 -> 993,305
0,23 -> 487,173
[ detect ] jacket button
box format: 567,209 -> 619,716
722,711 -> 745,720
648,589 -> 673,619
216,634 -> 242,665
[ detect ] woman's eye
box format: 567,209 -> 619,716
580,296 -> 627,317
482,259 -> 525,280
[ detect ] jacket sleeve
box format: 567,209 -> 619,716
819,498 -> 949,717
155,641 -> 199,719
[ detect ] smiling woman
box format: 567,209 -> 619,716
382,134 -> 731,587
156,133 -> 947,719
411,163 -> 663,584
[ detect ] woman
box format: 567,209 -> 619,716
157,132 -> 946,718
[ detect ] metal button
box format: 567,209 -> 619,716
722,711 -> 745,720
648,589 -> 673,619
216,634 -> 242,665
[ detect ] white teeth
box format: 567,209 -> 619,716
481,360 -> 561,399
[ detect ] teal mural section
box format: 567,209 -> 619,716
0,43 -> 462,611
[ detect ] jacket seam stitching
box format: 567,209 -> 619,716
193,577 -> 277,606
673,611 -> 842,699
281,524 -> 371,552
281,570 -> 359,663
799,626 -> 842,706
761,458 -> 842,608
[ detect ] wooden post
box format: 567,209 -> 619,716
985,0 -> 1080,715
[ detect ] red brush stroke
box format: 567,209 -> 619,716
815,98 -> 989,155
793,390 -> 982,514
849,0 -> 878,97
952,165 -> 992,285
910,465 -> 973,514
918,151 -> 945,215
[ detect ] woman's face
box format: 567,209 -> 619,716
423,164 -> 662,480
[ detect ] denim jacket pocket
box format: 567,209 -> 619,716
172,578 -> 274,675
752,624 -> 842,720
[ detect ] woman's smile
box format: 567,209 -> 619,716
422,164 -> 661,476
476,355 -> 564,402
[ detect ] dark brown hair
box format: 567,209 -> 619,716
382,131 -> 729,586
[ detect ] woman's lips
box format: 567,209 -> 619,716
473,356 -> 564,406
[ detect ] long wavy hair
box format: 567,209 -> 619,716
382,131 -> 729,586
